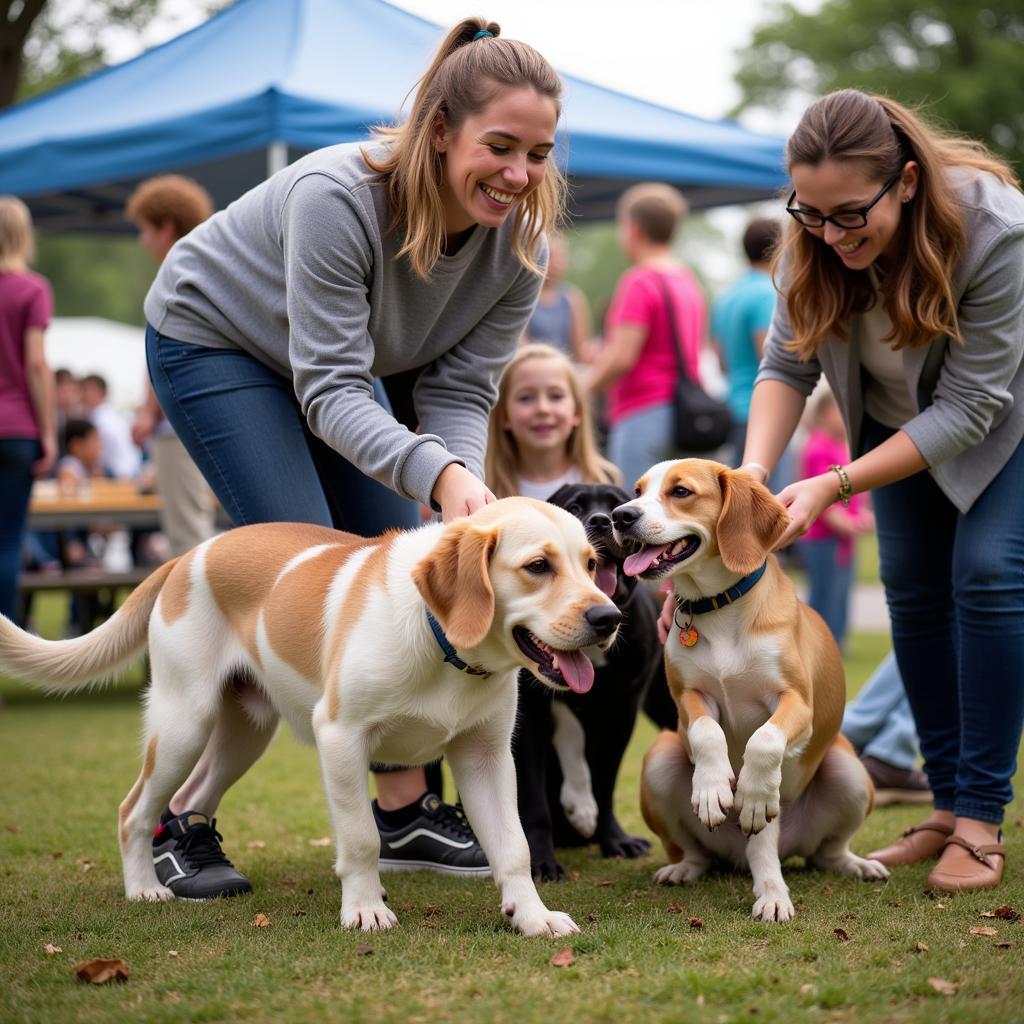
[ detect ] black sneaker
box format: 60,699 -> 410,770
152,809 -> 252,900
375,793 -> 491,877
861,756 -> 933,806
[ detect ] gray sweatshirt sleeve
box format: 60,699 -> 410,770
902,225 -> 1024,467
412,249 -> 546,484
281,173 -> 458,505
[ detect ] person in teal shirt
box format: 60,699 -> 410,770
711,218 -> 780,466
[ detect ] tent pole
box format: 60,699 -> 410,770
267,140 -> 288,178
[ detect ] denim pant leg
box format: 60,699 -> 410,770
842,651 -> 920,769
0,438 -> 38,621
146,325 -> 418,533
865,415 -> 1024,823
949,435 -> 1024,822
607,402 -> 677,489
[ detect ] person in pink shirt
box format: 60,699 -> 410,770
798,389 -> 874,650
586,183 -> 706,486
0,196 -> 56,622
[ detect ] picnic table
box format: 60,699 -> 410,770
19,480 -> 162,597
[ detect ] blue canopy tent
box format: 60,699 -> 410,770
0,0 -> 787,231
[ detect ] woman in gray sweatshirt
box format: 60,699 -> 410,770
743,90 -> 1024,893
143,18 -> 564,899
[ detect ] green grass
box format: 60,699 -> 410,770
2,610 -> 1022,1023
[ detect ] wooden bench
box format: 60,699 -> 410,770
18,566 -> 154,598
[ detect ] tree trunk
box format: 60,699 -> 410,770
0,0 -> 49,109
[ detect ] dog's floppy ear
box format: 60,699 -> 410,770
412,521 -> 498,650
715,468 -> 790,575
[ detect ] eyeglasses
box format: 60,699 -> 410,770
785,172 -> 902,229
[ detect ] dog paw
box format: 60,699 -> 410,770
752,885 -> 795,923
733,769 -> 780,835
340,900 -> 399,932
812,853 -> 890,881
509,905 -> 580,937
654,860 -> 707,885
532,858 -> 566,883
691,768 -> 734,830
600,833 -> 651,859
127,884 -> 175,902
560,784 -> 598,839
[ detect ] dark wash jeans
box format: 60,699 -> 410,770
145,324 -> 419,535
0,437 -> 39,621
861,414 -> 1024,823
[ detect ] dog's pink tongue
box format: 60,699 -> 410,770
596,561 -> 618,597
623,545 -> 669,577
553,649 -> 595,694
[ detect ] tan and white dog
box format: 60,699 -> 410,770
0,497 -> 623,936
612,459 -> 888,922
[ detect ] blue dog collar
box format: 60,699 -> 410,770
425,610 -> 490,677
673,562 -> 768,617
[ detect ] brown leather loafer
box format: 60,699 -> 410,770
866,819 -> 953,866
927,835 -> 1006,892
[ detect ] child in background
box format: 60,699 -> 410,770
798,389 -> 874,651
486,343 -> 619,499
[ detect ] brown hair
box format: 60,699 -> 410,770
776,89 -> 1018,358
0,196 -> 34,270
364,18 -> 565,280
485,343 -> 620,499
125,175 -> 214,239
742,217 -> 780,264
617,182 -> 688,244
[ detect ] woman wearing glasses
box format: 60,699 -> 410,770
742,89 -> 1024,892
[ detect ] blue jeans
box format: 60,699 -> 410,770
842,652 -> 920,770
0,438 -> 38,621
862,415 -> 1024,823
145,326 -> 419,535
607,402 -> 677,490
800,536 -> 854,649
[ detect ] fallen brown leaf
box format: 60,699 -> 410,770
1013,817 -> 1024,828
422,904 -> 441,917
688,917 -> 704,929
927,977 -> 959,996
4,823 -> 20,833
43,944 -> 62,954
666,901 -> 686,914
823,884 -> 833,895
988,906 -> 1020,922
354,943 -> 374,956
308,837 -> 332,847
887,900 -> 902,908
292,909 -> 307,917
587,912 -> 598,923
800,984 -> 814,994
995,942 -> 1014,949
549,947 -> 575,968
167,950 -> 179,957
596,879 -> 613,887
48,851 -> 62,860
834,928 -> 850,942
76,959 -> 129,984
252,913 -> 270,928
76,857 -> 93,873
934,902 -> 946,910
970,927 -> 998,938
246,840 -> 266,849
401,903 -> 415,912
915,942 -> 930,953
570,870 -> 581,881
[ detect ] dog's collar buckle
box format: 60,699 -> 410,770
425,611 -> 491,678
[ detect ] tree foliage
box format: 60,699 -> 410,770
733,0 -> 1024,171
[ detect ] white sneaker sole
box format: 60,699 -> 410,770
378,858 -> 492,878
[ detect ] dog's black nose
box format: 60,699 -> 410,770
587,512 -> 612,532
612,504 -> 641,530
585,604 -> 622,637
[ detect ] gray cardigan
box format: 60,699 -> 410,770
756,168 -> 1024,513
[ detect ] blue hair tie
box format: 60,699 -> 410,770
472,29 -> 493,40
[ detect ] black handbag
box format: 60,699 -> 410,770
654,273 -> 733,454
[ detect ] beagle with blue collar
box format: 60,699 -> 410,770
613,459 -> 888,922
0,497 -> 621,936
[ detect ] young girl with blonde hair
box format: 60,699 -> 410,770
743,89 -> 1024,892
486,343 -> 619,500
142,19 -> 565,897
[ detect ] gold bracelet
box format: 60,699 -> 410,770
828,464 -> 852,508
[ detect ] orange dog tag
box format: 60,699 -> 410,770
679,626 -> 699,647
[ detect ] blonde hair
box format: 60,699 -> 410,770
776,89 -> 1019,358
125,174 -> 214,239
363,17 -> 565,280
485,343 -> 620,499
617,182 -> 688,244
0,196 -> 34,270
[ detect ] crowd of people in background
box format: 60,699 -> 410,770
1,30 -> 1020,898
